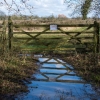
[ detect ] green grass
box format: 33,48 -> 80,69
12,32 -> 94,54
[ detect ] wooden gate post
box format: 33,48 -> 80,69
97,22 -> 100,65
8,16 -> 13,50
94,21 -> 100,65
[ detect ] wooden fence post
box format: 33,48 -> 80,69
1,20 -> 7,53
8,16 -> 13,50
94,21 -> 100,65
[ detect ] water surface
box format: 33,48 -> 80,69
16,55 -> 100,100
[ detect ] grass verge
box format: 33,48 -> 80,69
0,51 -> 38,99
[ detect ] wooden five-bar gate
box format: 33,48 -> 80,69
0,17 -> 100,56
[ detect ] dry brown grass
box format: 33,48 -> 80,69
11,18 -> 100,25
0,52 -> 38,96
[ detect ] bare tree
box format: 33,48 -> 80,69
0,0 -> 34,15
81,0 -> 92,19
91,0 -> 100,18
64,0 -> 100,19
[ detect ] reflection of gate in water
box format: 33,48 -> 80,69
34,57 -> 85,83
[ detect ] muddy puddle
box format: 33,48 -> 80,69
15,55 -> 100,100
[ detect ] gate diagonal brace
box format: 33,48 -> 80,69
58,28 -> 82,38
57,28 -> 72,37
68,37 -> 82,44
24,27 -> 50,44
22,30 -> 35,39
58,27 -> 82,43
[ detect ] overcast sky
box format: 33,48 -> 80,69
31,0 -> 72,17
31,0 -> 98,18
0,0 -> 94,18
0,0 -> 75,17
